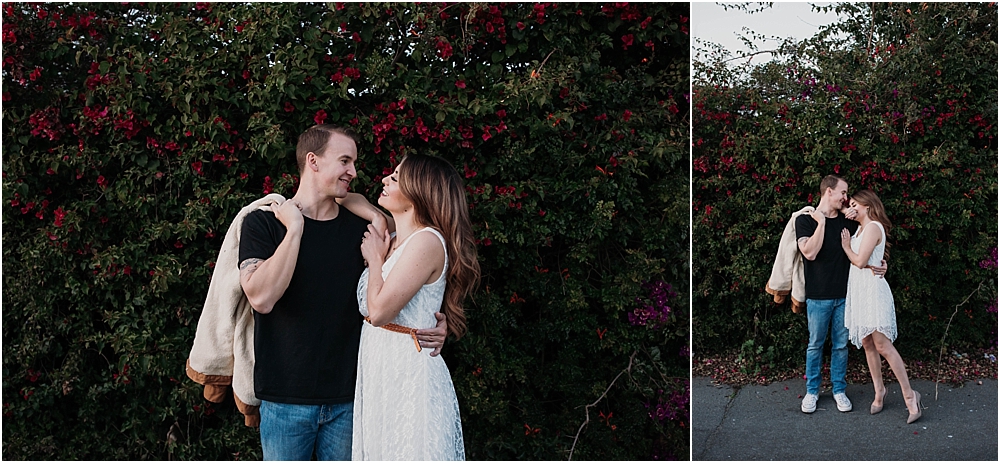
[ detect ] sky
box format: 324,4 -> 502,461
690,1 -> 844,62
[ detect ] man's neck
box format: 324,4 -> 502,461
815,199 -> 839,218
291,188 -> 340,221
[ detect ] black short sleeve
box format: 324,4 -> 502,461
239,210 -> 284,266
795,214 -> 817,241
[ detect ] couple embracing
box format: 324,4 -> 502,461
796,175 -> 923,423
240,124 -> 477,460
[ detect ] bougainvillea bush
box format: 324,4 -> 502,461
2,2 -> 689,460
692,3 -> 997,366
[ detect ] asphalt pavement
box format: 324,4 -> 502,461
692,377 -> 998,461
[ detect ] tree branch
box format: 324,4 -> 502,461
935,280 -> 984,400
567,350 -> 636,461
719,48 -> 781,65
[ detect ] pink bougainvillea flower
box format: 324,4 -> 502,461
621,34 -> 634,50
314,109 -> 327,124
455,80 -> 466,89
262,176 -> 274,194
435,38 -> 453,59
53,207 -> 66,227
623,109 -> 632,121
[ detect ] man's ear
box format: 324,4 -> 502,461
306,152 -> 320,172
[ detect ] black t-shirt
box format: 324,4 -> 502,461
795,212 -> 859,300
239,207 -> 369,404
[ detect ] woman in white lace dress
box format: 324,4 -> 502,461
840,189 -> 922,424
353,153 -> 480,460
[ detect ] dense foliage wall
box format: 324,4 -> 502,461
692,3 -> 997,366
2,2 -> 689,460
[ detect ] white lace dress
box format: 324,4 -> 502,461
353,227 -> 465,461
844,221 -> 897,349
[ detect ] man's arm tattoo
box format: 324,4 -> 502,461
239,258 -> 263,277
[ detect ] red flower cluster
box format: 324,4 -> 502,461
532,3 -> 551,25
327,53 -> 359,83
467,4 -> 509,43
81,105 -> 110,135
53,207 -> 66,227
85,63 -> 113,90
435,38 -> 453,59
621,34 -> 634,50
28,107 -> 63,141
2,22 -> 16,44
113,109 -> 148,140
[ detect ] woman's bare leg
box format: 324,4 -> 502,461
871,331 -> 918,414
862,335 -> 886,408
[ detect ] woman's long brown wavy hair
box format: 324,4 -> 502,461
398,153 -> 480,339
851,189 -> 892,258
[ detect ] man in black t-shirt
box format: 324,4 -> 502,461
237,125 -> 448,460
795,174 -> 885,415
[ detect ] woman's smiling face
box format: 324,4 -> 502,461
378,162 -> 412,213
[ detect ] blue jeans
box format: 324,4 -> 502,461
805,298 -> 848,395
259,400 -> 353,461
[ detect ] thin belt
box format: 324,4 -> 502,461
364,317 -> 422,352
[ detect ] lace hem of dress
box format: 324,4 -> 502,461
848,325 -> 897,349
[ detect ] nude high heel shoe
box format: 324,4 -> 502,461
906,391 -> 923,424
870,387 -> 887,415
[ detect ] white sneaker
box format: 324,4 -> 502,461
834,392 -> 853,412
801,393 -> 818,413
